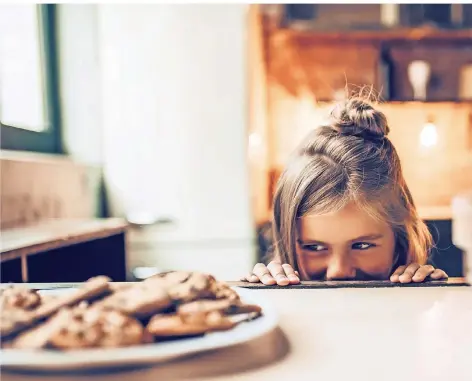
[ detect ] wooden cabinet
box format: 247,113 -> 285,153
1,219 -> 128,283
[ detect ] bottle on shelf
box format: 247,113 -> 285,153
378,46 -> 394,101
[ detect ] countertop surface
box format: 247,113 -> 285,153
2,280 -> 472,381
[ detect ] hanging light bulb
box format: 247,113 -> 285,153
419,118 -> 438,148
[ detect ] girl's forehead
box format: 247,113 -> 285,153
298,201 -> 392,242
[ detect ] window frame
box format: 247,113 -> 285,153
0,4 -> 62,154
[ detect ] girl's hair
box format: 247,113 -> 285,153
271,97 -> 432,272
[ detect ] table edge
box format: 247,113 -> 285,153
1,278 -> 468,290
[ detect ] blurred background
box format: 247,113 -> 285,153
1,3 -> 471,283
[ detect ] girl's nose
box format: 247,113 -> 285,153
326,254 -> 356,280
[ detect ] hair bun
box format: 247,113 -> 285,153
329,98 -> 389,141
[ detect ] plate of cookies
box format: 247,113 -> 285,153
0,271 -> 277,371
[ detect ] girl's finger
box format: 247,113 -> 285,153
282,264 -> 300,284
253,263 -> 276,285
243,273 -> 260,283
390,265 -> 406,282
412,265 -> 435,283
430,268 -> 448,280
399,263 -> 420,283
267,261 -> 289,286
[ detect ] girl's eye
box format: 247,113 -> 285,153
352,242 -> 375,250
303,244 -> 327,252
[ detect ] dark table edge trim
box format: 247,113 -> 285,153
1,278 -> 468,290
230,279 -> 470,289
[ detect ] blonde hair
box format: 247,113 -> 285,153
272,97 -> 432,274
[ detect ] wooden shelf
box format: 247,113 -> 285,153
0,218 -> 128,263
0,218 -> 129,283
313,100 -> 472,106
273,26 -> 472,44
386,99 -> 472,104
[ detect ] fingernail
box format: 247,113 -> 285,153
262,274 -> 276,284
288,275 -> 300,283
276,275 -> 289,285
249,275 -> 258,282
399,275 -> 410,283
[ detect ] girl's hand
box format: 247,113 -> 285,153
241,261 -> 301,286
390,264 -> 448,283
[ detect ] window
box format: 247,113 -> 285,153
0,4 -> 61,153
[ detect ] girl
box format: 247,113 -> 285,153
243,98 -> 448,286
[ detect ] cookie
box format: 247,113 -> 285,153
0,308 -> 35,341
38,294 -> 58,305
96,281 -> 172,319
11,308 -> 72,350
0,287 -> 41,310
209,281 -> 240,301
145,271 -> 217,303
177,298 -> 262,317
49,305 -> 145,349
34,276 -> 111,319
109,283 -> 133,293
145,271 -> 192,286
2,272 -> 263,350
167,272 -> 216,303
146,311 -> 235,337
0,276 -> 111,338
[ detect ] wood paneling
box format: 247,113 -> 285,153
269,26 -> 472,44
267,36 -> 381,100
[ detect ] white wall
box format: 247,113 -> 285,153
57,4 -> 255,278
57,5 -> 102,165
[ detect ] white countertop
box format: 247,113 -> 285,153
2,285 -> 472,381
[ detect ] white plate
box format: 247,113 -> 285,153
0,288 -> 278,371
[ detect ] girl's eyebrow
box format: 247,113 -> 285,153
297,239 -> 328,246
351,234 -> 384,242
298,234 -> 384,246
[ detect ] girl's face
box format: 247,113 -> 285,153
296,201 -> 396,281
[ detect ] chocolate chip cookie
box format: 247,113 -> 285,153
0,287 -> 41,310
145,271 -> 218,303
1,276 -> 111,338
177,298 -> 262,317
146,310 -> 235,337
96,280 -> 172,319
49,305 -> 145,349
